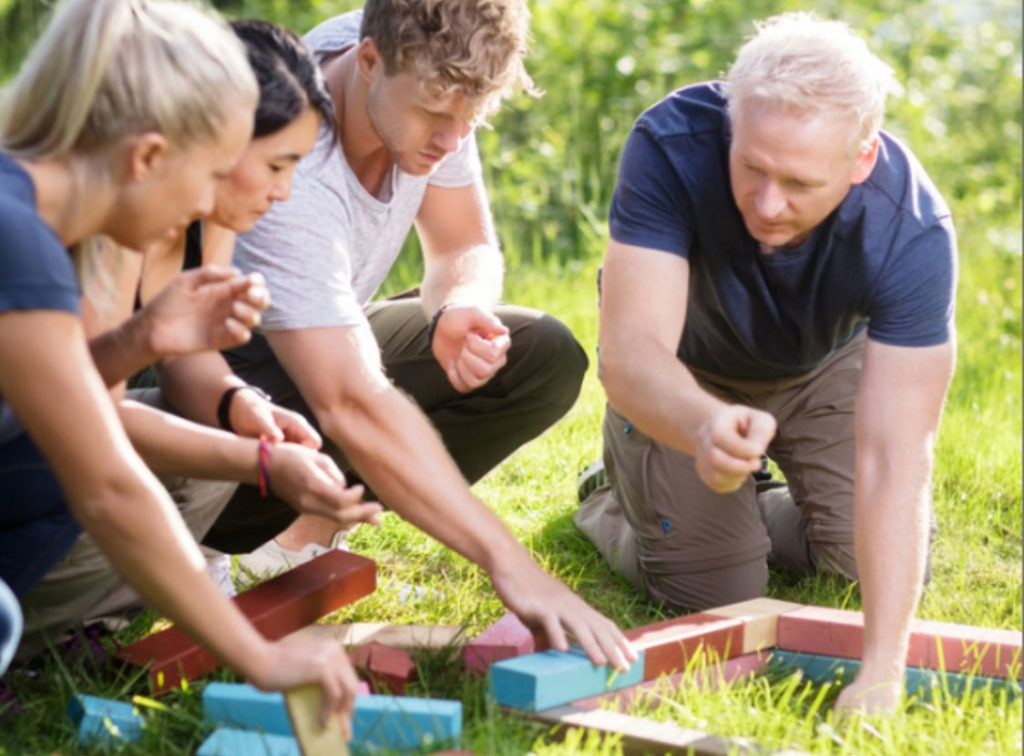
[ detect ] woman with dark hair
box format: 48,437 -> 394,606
17,18 -> 381,658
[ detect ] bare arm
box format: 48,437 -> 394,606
837,338 -> 955,713
599,240 -> 775,491
266,322 -> 636,669
0,310 -> 358,720
415,183 -> 509,392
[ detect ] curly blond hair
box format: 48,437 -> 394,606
360,0 -> 537,119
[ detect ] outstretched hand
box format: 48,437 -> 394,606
141,266 -> 268,358
695,404 -> 777,493
431,305 -> 511,393
488,552 -> 638,671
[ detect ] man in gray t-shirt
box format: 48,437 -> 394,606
208,1 -> 636,668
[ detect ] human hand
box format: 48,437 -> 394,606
834,670 -> 902,715
230,392 -> 323,449
246,634 -> 359,737
142,266 -> 268,357
269,443 -> 383,528
695,404 -> 776,493
431,305 -> 511,393
488,554 -> 638,672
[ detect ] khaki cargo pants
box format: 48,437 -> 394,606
576,333 -> 884,611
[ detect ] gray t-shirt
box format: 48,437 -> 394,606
233,10 -> 484,330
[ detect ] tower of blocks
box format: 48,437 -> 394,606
474,599 -> 1021,755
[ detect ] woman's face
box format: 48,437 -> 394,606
108,106 -> 254,250
210,107 -> 321,233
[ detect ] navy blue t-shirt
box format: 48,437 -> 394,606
608,83 -> 957,379
0,153 -> 81,441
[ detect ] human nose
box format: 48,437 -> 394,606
435,119 -> 471,154
193,180 -> 217,219
754,179 -> 786,219
269,174 -> 292,203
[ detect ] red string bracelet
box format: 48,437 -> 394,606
257,435 -> 273,497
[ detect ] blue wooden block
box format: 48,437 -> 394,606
353,695 -> 461,754
68,694 -> 144,745
197,728 -> 300,756
488,646 -> 645,711
204,682 -> 462,752
203,682 -> 291,735
769,650 -> 1022,701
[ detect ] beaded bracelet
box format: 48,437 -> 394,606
257,435 -> 273,497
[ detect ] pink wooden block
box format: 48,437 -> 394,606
624,613 -> 746,681
356,680 -> 372,696
462,612 -> 544,674
913,619 -> 1022,679
777,606 -> 932,667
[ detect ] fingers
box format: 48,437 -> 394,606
273,407 -> 323,448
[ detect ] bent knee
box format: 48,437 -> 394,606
512,312 -> 587,403
809,539 -> 858,581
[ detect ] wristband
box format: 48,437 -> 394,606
257,435 -> 273,497
216,385 -> 271,432
427,303 -> 456,346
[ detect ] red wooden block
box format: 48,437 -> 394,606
913,618 -> 1022,679
462,612 -> 547,674
350,641 -> 417,695
623,613 -> 745,681
117,551 -> 377,693
776,606 -> 933,667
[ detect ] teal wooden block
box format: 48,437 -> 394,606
68,694 -> 143,745
197,728 -> 300,755
353,695 -> 461,754
488,646 -> 645,711
203,682 -> 291,735
203,682 -> 462,752
770,650 -> 1022,701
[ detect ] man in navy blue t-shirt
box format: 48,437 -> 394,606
576,13 -> 956,713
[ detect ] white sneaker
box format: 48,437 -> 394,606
205,554 -> 237,598
236,530 -> 350,584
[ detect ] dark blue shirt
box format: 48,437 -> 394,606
609,83 -> 957,378
0,153 -> 81,442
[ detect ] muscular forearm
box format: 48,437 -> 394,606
854,446 -> 932,678
420,244 -> 504,315
119,399 -> 261,483
157,351 -> 245,428
318,385 -> 519,572
89,310 -> 159,387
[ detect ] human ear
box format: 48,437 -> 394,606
356,38 -> 385,82
850,136 -> 880,185
126,132 -> 170,183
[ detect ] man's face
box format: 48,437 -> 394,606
365,68 -> 480,176
728,105 -> 876,250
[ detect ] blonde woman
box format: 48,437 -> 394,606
0,0 -> 357,730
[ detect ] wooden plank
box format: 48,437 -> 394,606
623,613 -> 745,681
117,551 -> 376,693
289,622 -> 463,652
285,685 -> 350,756
705,597 -> 805,654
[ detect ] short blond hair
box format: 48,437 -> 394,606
360,0 -> 537,120
723,12 -> 898,154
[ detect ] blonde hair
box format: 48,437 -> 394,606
0,0 -> 257,159
723,12 -> 898,154
360,0 -> 537,121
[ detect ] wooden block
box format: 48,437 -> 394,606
777,606 -> 932,667
204,682 -> 293,735
574,652 -> 770,712
353,694 -> 461,752
350,641 -> 417,695
68,694 -> 144,746
913,618 -> 1022,679
197,728 -> 299,756
356,681 -> 371,697
204,683 -> 461,752
623,613 -> 745,681
462,612 -> 536,674
117,551 -> 376,693
524,704 -> 809,755
488,647 -> 644,711
289,622 -> 463,652
285,685 -> 349,756
705,597 -> 805,653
